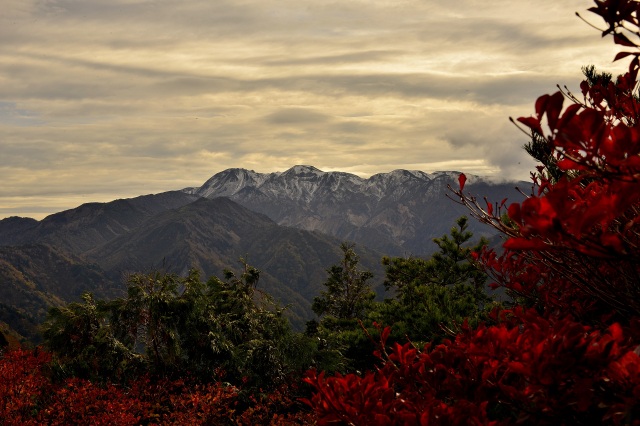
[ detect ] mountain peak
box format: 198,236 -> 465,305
282,165 -> 324,176
196,168 -> 271,198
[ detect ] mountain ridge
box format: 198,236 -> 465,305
188,165 -> 526,255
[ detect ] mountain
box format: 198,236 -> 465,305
189,165 -> 527,255
0,191 -> 200,254
0,244 -> 118,343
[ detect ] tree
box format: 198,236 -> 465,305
311,242 -> 375,323
198,261 -> 304,390
42,293 -> 140,381
307,243 -> 377,373
42,262 -> 312,391
374,216 -> 492,344
112,269 -> 195,374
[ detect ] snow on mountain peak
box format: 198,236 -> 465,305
196,168 -> 267,198
282,165 -> 324,176
193,166 -> 495,203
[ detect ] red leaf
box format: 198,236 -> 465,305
517,116 -> 543,135
535,94 -> 550,119
614,32 -> 637,47
503,237 -> 549,250
545,91 -> 564,130
458,173 -> 467,191
608,323 -> 623,341
614,51 -> 635,62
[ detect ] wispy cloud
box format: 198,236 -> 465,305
0,0 -> 627,219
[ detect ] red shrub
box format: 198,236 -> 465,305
0,348 -> 53,425
0,348 -> 313,424
305,314 -> 640,424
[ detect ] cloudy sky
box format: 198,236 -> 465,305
0,0 -> 628,219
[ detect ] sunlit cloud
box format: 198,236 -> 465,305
0,0 -> 629,219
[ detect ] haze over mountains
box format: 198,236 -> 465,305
0,165 -> 526,341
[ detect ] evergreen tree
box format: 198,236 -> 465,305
42,293 -> 141,381
312,242 -> 375,323
374,216 -> 492,345
308,243 -> 377,373
42,262 -> 314,391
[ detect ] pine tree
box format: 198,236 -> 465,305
42,262 -> 311,390
375,216 -> 492,344
308,243 -> 377,373
312,242 -> 375,323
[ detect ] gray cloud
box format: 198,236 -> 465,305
0,0 -> 628,219
264,108 -> 332,125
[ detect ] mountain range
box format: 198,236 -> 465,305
0,165 -> 526,342
187,165 -> 525,255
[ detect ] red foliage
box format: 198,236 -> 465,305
0,348 -> 311,425
39,378 -> 143,425
237,383 -> 316,425
305,313 -> 640,425
495,1 -> 640,317
0,348 -> 53,425
449,0 -> 640,319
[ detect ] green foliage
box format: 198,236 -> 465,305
42,261 -> 315,391
311,242 -> 375,322
42,293 -> 140,381
306,220 -> 493,373
307,243 -> 377,373
375,216 -> 492,345
581,64 -> 612,88
198,263 -> 302,390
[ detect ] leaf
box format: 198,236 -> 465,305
545,91 -> 564,130
458,173 -> 467,191
486,199 -> 493,216
503,237 -> 549,251
535,94 -> 550,119
517,116 -> 543,135
608,323 -> 623,341
614,32 -> 637,47
614,51 -> 636,62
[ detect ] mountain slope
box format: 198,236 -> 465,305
0,191 -> 200,254
0,192 -> 385,332
0,244 -> 118,343
85,197 -> 385,327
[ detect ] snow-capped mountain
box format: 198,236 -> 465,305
189,165 -> 525,255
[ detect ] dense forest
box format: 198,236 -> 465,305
3,0 -> 640,424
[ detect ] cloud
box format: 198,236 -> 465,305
264,108 -> 332,125
0,0 -> 630,219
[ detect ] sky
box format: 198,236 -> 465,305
0,0 -> 629,220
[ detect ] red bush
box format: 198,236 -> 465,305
0,348 -> 311,424
0,348 -> 53,425
305,313 -> 640,424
